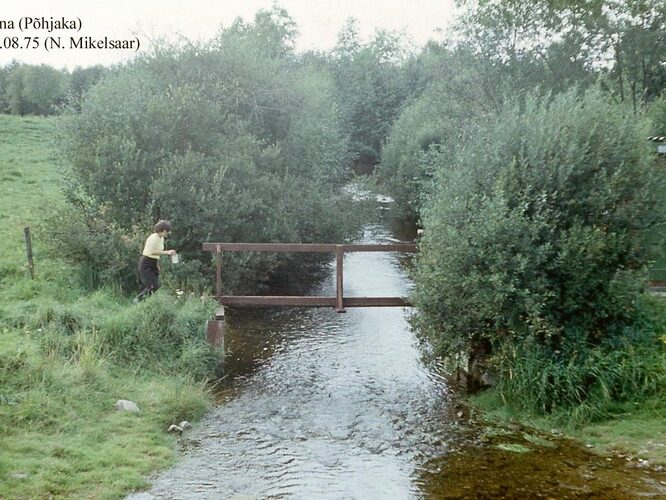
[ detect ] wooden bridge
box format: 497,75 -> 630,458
202,242 -> 417,313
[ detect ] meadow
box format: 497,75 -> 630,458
0,115 -> 219,499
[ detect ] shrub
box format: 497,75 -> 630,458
43,192 -> 147,292
56,12 -> 365,293
378,48 -> 506,221
1,290 -> 219,381
413,89 -> 666,418
493,314 -> 666,424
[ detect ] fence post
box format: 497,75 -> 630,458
335,245 -> 346,313
24,227 -> 35,279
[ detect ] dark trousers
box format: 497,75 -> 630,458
136,256 -> 160,301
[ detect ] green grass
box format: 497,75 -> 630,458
0,114 -> 220,498
469,292 -> 666,463
470,296 -> 666,465
0,329 -> 211,498
0,115 -> 63,280
572,399 -> 666,464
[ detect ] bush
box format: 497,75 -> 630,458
56,10 -> 365,293
330,25 -> 413,165
378,47 -> 507,221
45,200 -> 146,292
1,289 -> 219,381
378,91 -> 450,221
413,89 -> 666,418
493,312 -> 666,424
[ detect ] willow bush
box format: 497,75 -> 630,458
378,48 -> 504,222
413,89 -> 666,420
55,8 -> 364,294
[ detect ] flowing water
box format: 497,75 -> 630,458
130,223 -> 666,499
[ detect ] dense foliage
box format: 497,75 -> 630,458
329,19 -> 414,167
412,89 -> 666,419
378,47 -> 500,221
56,8 -> 367,292
380,1 -> 665,222
0,62 -> 107,115
5,1 -> 664,426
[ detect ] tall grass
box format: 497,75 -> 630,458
0,327 -> 212,498
493,296 -> 666,426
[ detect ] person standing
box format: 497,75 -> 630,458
134,220 -> 177,303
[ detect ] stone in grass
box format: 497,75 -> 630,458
168,421 -> 191,434
114,400 -> 140,413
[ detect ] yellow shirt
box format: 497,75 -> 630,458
142,233 -> 164,259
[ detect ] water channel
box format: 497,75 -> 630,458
131,223 -> 666,499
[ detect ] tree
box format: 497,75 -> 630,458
5,64 -> 26,115
0,63 -> 14,113
606,2 -> 666,110
4,63 -> 66,115
67,65 -> 107,110
456,0 -> 665,109
413,89 -> 666,411
57,9 -> 364,292
378,44 -> 507,221
218,5 -> 298,58
330,22 -> 413,167
21,65 -> 66,115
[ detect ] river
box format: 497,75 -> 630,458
130,223 -> 666,499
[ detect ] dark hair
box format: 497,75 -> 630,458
154,220 -> 172,233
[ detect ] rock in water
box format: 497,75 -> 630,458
114,400 -> 140,413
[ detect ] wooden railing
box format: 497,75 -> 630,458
202,243 -> 417,312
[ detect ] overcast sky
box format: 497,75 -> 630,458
0,0 -> 458,70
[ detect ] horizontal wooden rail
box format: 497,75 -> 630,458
202,243 -> 417,253
218,296 -> 411,307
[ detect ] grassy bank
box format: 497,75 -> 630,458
470,307 -> 666,468
471,391 -> 666,467
0,115 -> 221,498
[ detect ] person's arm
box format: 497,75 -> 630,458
160,237 -> 176,256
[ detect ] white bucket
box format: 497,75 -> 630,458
171,253 -> 180,264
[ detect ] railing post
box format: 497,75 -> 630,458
335,245 -> 346,313
24,226 -> 35,280
216,244 -> 222,302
